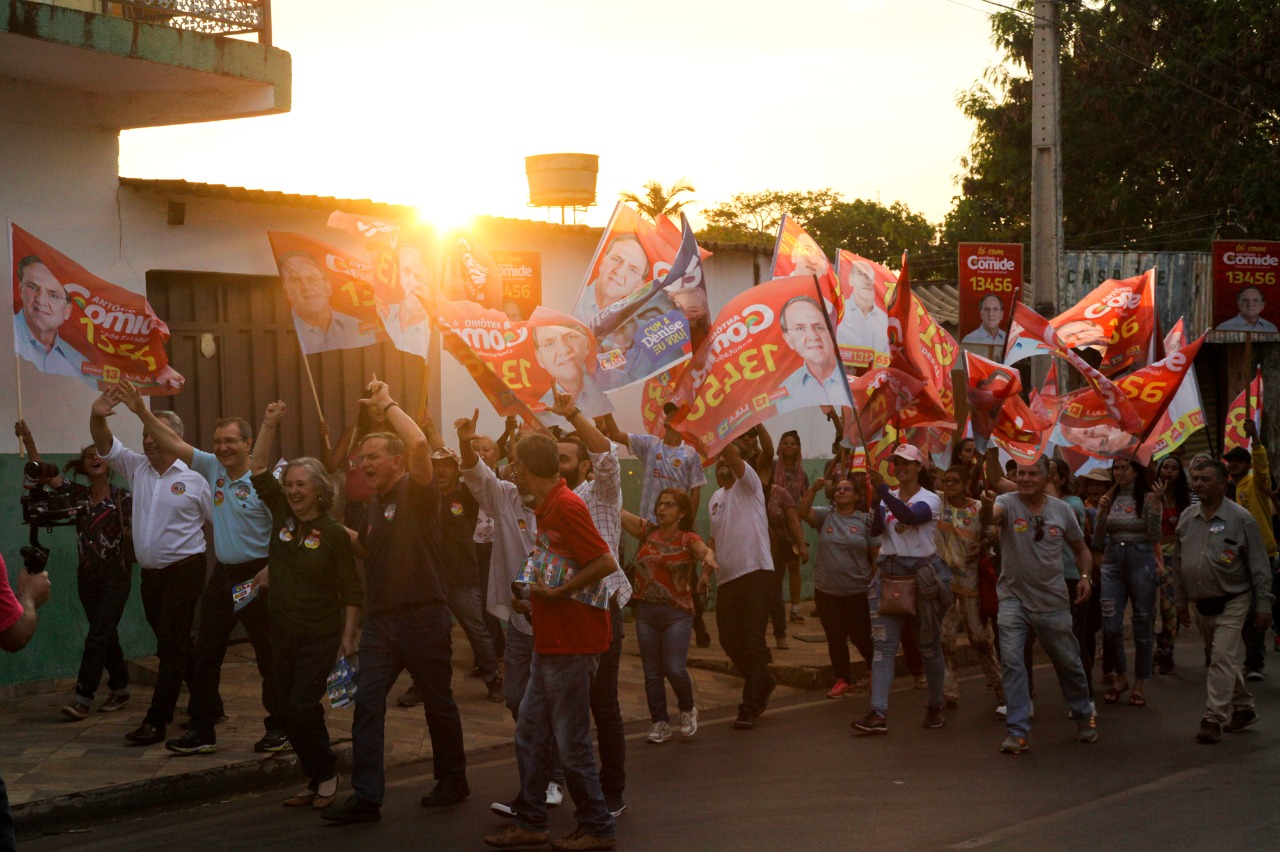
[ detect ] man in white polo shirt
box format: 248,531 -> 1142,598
113,382 -> 282,756
91,387 -> 211,747
708,440 -> 776,730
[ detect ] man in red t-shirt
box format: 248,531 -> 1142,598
0,555 -> 52,849
484,434 -> 619,851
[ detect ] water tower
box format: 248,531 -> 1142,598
525,153 -> 598,224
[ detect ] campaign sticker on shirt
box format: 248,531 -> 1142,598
1123,505 -> 1134,515
711,503 -> 720,516
962,518 -> 972,526
1209,520 -> 1226,535
384,503 -> 397,521
235,484 -> 251,501
517,518 -> 527,531
1013,518 -> 1029,534
849,526 -> 860,534
673,459 -> 682,468
278,525 -> 294,542
894,523 -> 906,534
171,482 -> 186,496
826,527 -> 834,534
214,490 -> 224,506
1219,547 -> 1237,565
304,529 -> 321,549
216,477 -> 226,488
450,501 -> 464,516
1048,527 -> 1061,538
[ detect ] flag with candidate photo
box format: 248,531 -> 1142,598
267,232 -> 386,355
10,223 -> 184,394
771,215 -> 842,321
1223,366 -> 1263,454
1138,319 -> 1205,464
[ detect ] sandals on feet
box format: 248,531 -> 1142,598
1128,693 -> 1147,708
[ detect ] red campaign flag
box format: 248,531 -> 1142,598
964,350 -> 1023,441
1004,302 -> 1140,433
670,275 -> 849,458
846,366 -> 928,444
885,252 -> 958,429
639,369 -> 680,438
1029,362 -> 1060,422
267,232 -> 386,355
991,394 -> 1054,466
1008,270 -> 1156,375
10,223 -> 184,394
832,250 -> 893,372
770,215 -> 841,321
442,233 -> 505,311
1223,366 -> 1264,454
432,301 -> 612,425
1055,333 -> 1206,460
1137,319 -> 1206,464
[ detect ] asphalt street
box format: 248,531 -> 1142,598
24,643 -> 1280,851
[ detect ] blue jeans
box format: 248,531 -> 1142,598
504,625 -> 534,720
446,583 -> 500,683
635,601 -> 695,722
998,597 -> 1095,738
513,652 -> 615,839
1101,541 -> 1157,680
869,567 -> 945,716
352,604 -> 466,805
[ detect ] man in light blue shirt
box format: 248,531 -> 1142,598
115,382 -> 281,756
13,257 -> 89,382
776,296 -> 848,414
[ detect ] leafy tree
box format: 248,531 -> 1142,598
698,189 -> 842,247
948,0 -> 1280,255
619,179 -> 697,221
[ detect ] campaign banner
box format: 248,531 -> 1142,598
771,215 -> 842,321
588,214 -> 703,392
1212,240 -> 1280,338
571,204 -> 706,393
639,370 -> 680,438
1006,271 -> 1155,375
1137,320 -> 1205,464
846,366 -> 927,445
443,233 -> 505,311
671,275 -> 849,457
492,250 -> 542,321
992,394 -> 1053,465
10,223 -> 184,394
883,253 -> 958,429
267,232 -> 385,355
1223,367 -> 1263,454
957,242 -> 1021,354
832,250 -> 892,372
433,301 -> 612,423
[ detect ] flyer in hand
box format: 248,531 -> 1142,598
515,542 -> 610,610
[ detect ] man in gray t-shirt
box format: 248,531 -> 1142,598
981,457 -> 1097,754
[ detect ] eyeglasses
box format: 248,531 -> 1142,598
656,500 -> 679,508
1033,515 -> 1046,542
212,438 -> 245,447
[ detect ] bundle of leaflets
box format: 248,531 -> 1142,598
327,656 -> 358,708
514,543 -> 609,610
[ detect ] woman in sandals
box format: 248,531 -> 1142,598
799,475 -> 878,700
622,489 -> 718,745
250,401 -> 363,810
1093,457 -> 1162,707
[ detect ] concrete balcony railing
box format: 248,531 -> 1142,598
98,0 -> 270,44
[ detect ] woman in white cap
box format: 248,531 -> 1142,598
853,444 -> 951,735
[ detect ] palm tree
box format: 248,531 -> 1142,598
619,179 -> 697,221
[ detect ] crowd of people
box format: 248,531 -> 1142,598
7,382 -> 1279,850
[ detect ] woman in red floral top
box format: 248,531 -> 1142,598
621,488 -> 718,745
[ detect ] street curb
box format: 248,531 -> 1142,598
14,745 -> 352,835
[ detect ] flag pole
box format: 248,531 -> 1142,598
300,352 -> 331,450
8,220 -> 23,459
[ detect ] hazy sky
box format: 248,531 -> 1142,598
119,0 -> 1007,230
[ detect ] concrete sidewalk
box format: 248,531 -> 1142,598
5,611 -> 851,830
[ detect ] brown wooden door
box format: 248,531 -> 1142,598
148,270 -> 426,460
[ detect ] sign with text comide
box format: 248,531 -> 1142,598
958,243 -> 1022,353
1212,240 -> 1280,340
491,251 -> 542,321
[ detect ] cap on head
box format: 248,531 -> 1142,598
430,447 -> 460,462
1080,468 -> 1113,483
890,445 -> 925,464
1223,447 -> 1252,464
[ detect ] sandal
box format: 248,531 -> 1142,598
1128,693 -> 1147,708
1103,680 -> 1129,704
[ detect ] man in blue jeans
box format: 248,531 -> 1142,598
980,456 -> 1098,754
483,432 -> 619,851
323,379 -> 468,824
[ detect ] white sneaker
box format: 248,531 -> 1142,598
545,781 -> 563,807
679,708 -> 698,738
996,705 -> 1007,717
647,721 -> 673,743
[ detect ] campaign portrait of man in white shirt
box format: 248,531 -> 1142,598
776,296 -> 848,414
836,258 -> 890,365
1217,286 -> 1280,334
961,294 -> 1008,347
278,251 -> 377,354
13,256 -> 89,381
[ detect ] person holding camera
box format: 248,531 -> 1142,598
90,386 -> 212,747
15,420 -> 133,721
0,553 -> 52,850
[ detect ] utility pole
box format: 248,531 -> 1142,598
1030,0 -> 1063,318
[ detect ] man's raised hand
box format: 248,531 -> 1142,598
455,408 -> 480,443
